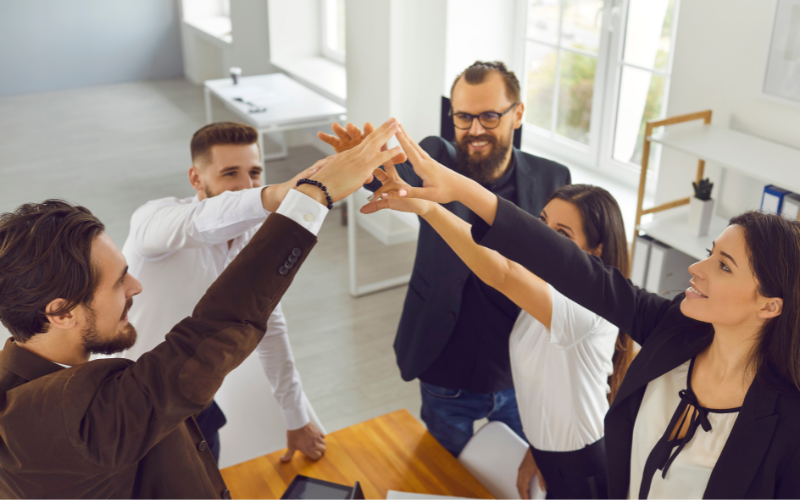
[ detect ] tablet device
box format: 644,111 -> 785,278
281,475 -> 364,499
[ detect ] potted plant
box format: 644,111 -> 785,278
688,178 -> 714,237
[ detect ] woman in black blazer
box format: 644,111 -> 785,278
366,126 -> 800,499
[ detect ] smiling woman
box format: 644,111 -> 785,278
375,135 -> 800,498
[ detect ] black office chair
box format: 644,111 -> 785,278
440,96 -> 522,149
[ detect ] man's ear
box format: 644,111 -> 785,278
513,102 -> 525,129
45,298 -> 78,331
188,166 -> 203,191
758,296 -> 783,320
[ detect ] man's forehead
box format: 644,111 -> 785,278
452,72 -> 512,111
207,143 -> 261,167
91,233 -> 126,278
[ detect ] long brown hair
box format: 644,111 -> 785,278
546,184 -> 634,404
729,211 -> 800,392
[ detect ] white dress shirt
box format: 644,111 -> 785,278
509,284 -> 618,451
118,187 -> 328,430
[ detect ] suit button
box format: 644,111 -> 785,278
198,440 -> 208,452
279,266 -> 289,276
292,248 -> 302,257
222,488 -> 231,499
456,279 -> 463,287
285,261 -> 294,270
288,254 -> 298,263
449,312 -> 457,321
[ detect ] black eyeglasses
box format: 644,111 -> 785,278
449,101 -> 520,130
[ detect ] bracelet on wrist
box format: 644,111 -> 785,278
296,179 -> 333,210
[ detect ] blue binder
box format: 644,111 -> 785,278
761,185 -> 791,214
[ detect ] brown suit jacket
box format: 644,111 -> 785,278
0,213 -> 316,498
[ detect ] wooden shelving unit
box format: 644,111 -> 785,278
633,110 -> 800,262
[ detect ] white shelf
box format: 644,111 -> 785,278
183,16 -> 232,47
649,124 -> 800,193
637,206 -> 730,261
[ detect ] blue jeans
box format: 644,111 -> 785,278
420,381 -> 526,457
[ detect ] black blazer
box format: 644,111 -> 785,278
470,196 -> 800,499
365,136 -> 571,381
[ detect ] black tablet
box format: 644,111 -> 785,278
281,475 -> 364,499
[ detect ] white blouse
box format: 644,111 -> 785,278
509,284 -> 618,452
629,359 -> 740,499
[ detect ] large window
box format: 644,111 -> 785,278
519,0 -> 679,184
321,0 -> 346,64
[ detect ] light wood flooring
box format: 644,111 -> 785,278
0,79 -> 422,461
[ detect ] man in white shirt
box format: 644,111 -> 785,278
119,121 -> 326,463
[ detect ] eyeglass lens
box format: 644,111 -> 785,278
453,112 -> 501,130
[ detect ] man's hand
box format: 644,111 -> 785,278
280,422 -> 326,462
318,122 -> 406,163
261,157 -> 334,212
517,448 -> 546,499
297,118 -> 403,206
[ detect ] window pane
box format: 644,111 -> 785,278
612,66 -> 666,168
622,0 -> 675,71
336,0 -> 346,53
525,42 -> 558,131
556,51 -> 596,145
562,0 -> 604,53
527,0 -> 560,45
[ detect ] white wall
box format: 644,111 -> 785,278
656,0 -> 800,219
0,0 -> 183,97
443,0 -> 517,96
267,0 -> 321,65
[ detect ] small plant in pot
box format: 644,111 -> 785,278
688,178 -> 714,237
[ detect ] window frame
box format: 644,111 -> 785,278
320,0 -> 345,65
514,0 -> 680,188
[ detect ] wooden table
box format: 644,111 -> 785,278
220,409 -> 494,499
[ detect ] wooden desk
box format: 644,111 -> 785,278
220,409 -> 493,499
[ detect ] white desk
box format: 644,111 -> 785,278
203,73 -> 346,163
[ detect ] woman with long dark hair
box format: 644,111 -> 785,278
371,126 -> 800,498
365,166 -> 633,498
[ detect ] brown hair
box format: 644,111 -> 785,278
450,61 -> 521,104
729,211 -> 800,392
546,184 -> 634,404
190,121 -> 259,165
0,200 -> 105,342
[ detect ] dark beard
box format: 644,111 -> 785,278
81,298 -> 138,355
454,132 -> 513,185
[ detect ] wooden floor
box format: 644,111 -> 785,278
0,79 -> 422,459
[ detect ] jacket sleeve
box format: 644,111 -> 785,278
778,445 -> 800,498
472,195 -> 674,346
130,188 -> 269,257
61,212 -> 316,467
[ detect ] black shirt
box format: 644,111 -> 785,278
419,157 -> 522,394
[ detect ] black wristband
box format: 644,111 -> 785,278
296,179 -> 333,210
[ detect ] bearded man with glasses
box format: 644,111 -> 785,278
320,61 -> 571,457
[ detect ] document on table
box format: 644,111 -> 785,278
386,491 -> 471,499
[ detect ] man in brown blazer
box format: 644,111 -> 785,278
0,119 -> 401,498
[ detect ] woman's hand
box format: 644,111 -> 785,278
360,159 -> 436,217
517,448 -> 546,499
369,123 -> 466,205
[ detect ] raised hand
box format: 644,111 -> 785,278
360,158 -> 435,217
318,122 -> 374,153
370,123 -> 464,204
299,118 -> 402,205
318,122 -> 407,163
261,157 -> 334,212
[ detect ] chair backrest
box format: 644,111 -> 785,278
457,421 -> 545,500
440,96 -> 522,148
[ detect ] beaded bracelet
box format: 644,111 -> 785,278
296,179 -> 333,210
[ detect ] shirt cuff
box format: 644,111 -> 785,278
276,189 -> 328,236
243,186 -> 272,217
282,403 -> 311,431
